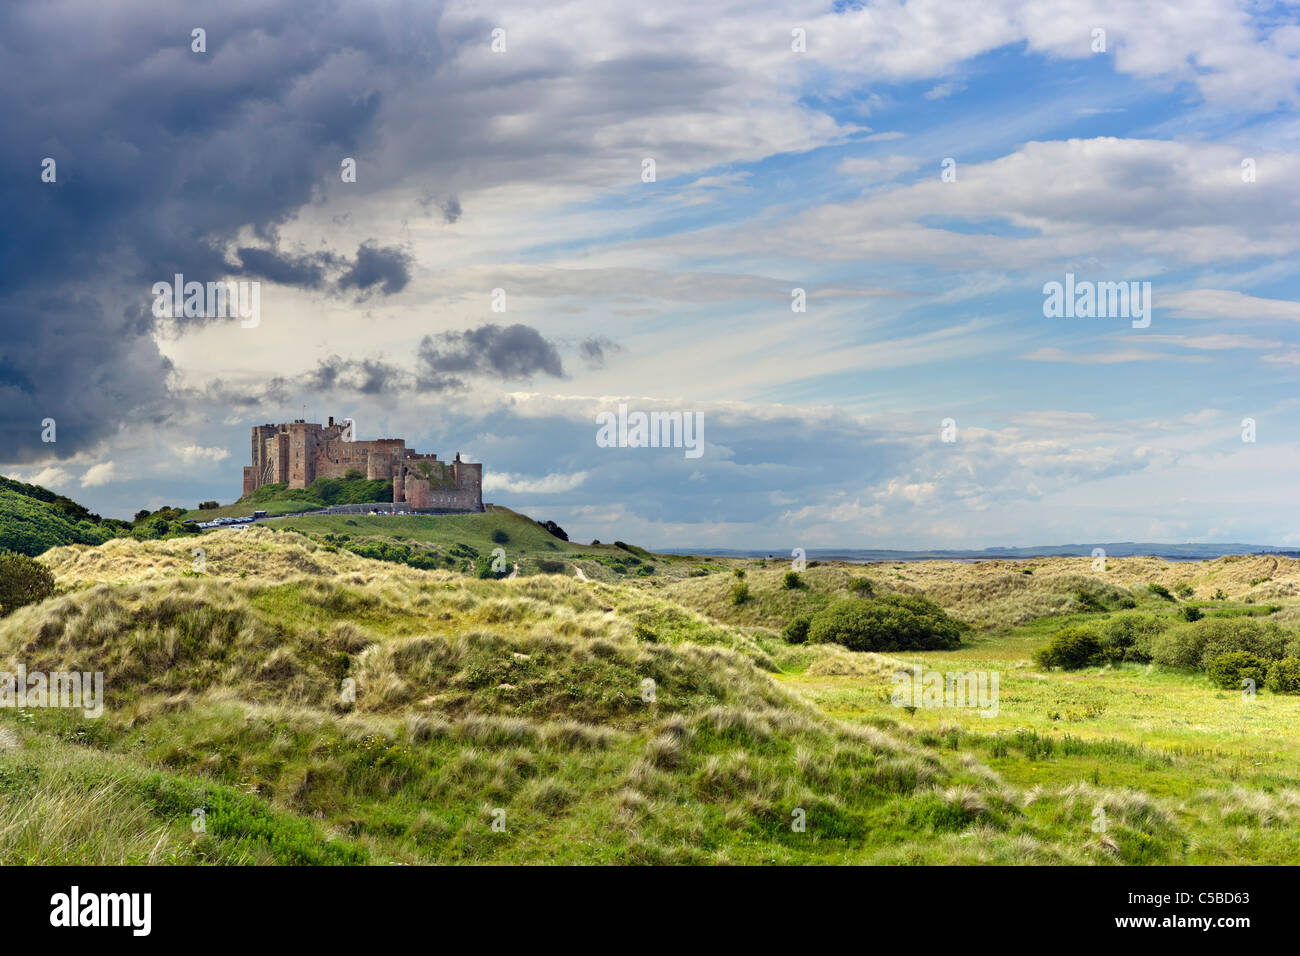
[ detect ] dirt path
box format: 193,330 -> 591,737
507,563 -> 520,580
574,566 -> 589,582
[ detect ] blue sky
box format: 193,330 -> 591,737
2,0 -> 1299,548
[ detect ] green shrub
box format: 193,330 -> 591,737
633,622 -> 658,643
1098,612 -> 1166,664
1181,605 -> 1204,622
1074,588 -> 1107,612
1174,582 -> 1194,598
0,551 -> 57,616
783,571 -> 803,590
1265,657 -> 1300,694
1034,627 -> 1103,670
730,582 -> 750,605
473,555 -> 507,579
1149,617 -> 1293,670
491,529 -> 510,544
782,614 -> 811,644
851,578 -> 874,596
733,568 -> 745,579
1148,583 -> 1174,601
1205,651 -> 1269,691
806,595 -> 965,652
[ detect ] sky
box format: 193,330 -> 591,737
2,0 -> 1299,549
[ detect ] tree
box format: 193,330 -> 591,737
0,551 -> 56,616
540,520 -> 568,541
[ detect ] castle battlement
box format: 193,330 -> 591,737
242,417 -> 483,512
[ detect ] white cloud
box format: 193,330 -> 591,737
5,466 -> 72,489
1020,347 -> 1209,364
81,462 -> 117,487
177,445 -> 231,465
483,470 -> 589,494
1161,289 -> 1300,322
836,154 -> 919,182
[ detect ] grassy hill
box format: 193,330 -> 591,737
0,476 -> 127,556
179,474 -> 394,522
7,526 -> 1300,864
272,507 -> 713,581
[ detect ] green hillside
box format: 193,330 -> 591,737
0,476 -> 127,556
275,507 -> 710,580
180,474 -> 394,522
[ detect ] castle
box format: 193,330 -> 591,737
242,418 -> 483,512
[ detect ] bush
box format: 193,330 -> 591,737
782,614 -> 811,644
1098,612 -> 1166,663
540,520 -> 569,541
1205,651 -> 1269,691
730,582 -> 750,605
807,595 -> 966,652
1034,627 -> 1103,670
783,571 -> 803,590
198,500 -> 220,510
0,551 -> 57,616
1265,658 -> 1300,694
1180,605 -> 1203,623
1148,617 -> 1293,670
733,568 -> 745,579
1074,588 -> 1107,612
1148,583 -> 1174,601
851,578 -> 874,596
633,622 -> 658,643
473,554 -> 507,579
490,528 -> 510,544
1174,582 -> 1194,598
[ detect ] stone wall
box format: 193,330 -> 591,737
241,419 -> 484,512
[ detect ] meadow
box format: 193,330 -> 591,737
3,513 -> 1300,865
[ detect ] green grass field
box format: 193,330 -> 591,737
5,515 -> 1300,864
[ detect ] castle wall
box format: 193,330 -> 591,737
242,421 -> 483,510
365,450 -> 394,481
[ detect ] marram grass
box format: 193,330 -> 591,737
3,529 -> 1300,863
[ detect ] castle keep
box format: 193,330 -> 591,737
243,418 -> 483,512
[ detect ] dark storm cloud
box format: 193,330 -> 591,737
0,0 -> 446,461
305,355 -> 407,395
235,247 -> 337,289
185,377 -> 292,411
578,336 -> 620,369
337,241 -> 414,296
417,324 -> 566,390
